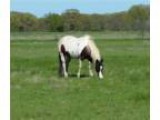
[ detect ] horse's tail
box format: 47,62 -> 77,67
58,52 -> 63,76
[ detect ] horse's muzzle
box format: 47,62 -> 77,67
98,72 -> 103,79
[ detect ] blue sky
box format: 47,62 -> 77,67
11,0 -> 149,17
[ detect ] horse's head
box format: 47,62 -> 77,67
95,59 -> 104,79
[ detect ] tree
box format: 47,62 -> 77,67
11,11 -> 39,31
11,4 -> 150,32
62,9 -> 82,31
43,13 -> 64,32
128,5 -> 150,38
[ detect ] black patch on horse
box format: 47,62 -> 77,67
61,44 -> 66,54
80,46 -> 92,62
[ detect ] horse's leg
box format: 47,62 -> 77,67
77,59 -> 82,78
58,53 -> 63,76
88,61 -> 93,77
60,53 -> 68,78
66,55 -> 71,73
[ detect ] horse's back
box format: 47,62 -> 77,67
58,35 -> 89,58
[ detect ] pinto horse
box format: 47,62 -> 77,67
58,35 -> 104,79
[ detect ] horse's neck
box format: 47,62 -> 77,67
92,52 -> 101,63
88,40 -> 101,63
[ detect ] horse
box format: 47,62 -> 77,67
58,35 -> 104,79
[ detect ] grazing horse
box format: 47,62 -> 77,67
58,35 -> 104,79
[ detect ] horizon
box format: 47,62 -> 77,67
11,0 -> 149,17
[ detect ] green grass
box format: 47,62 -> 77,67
11,35 -> 150,120
11,31 -> 150,40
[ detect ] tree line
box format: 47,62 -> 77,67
11,4 -> 149,32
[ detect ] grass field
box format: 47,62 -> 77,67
11,32 -> 150,120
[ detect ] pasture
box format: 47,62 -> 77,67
11,32 -> 150,120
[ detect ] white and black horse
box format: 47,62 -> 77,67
58,35 -> 104,79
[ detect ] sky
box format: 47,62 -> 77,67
11,0 -> 149,17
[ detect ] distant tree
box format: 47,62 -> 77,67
11,12 -> 20,31
79,14 -> 91,31
106,12 -> 126,31
11,11 -> 39,31
43,13 -> 64,32
10,4 -> 150,32
65,9 -> 80,14
128,5 -> 150,38
89,14 -> 104,31
62,9 -> 82,31
37,17 -> 49,31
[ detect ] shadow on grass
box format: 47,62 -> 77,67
58,73 -> 90,79
69,73 -> 89,78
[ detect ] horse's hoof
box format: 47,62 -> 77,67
99,76 -> 104,79
64,73 -> 68,78
89,73 -> 94,77
77,73 -> 80,78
